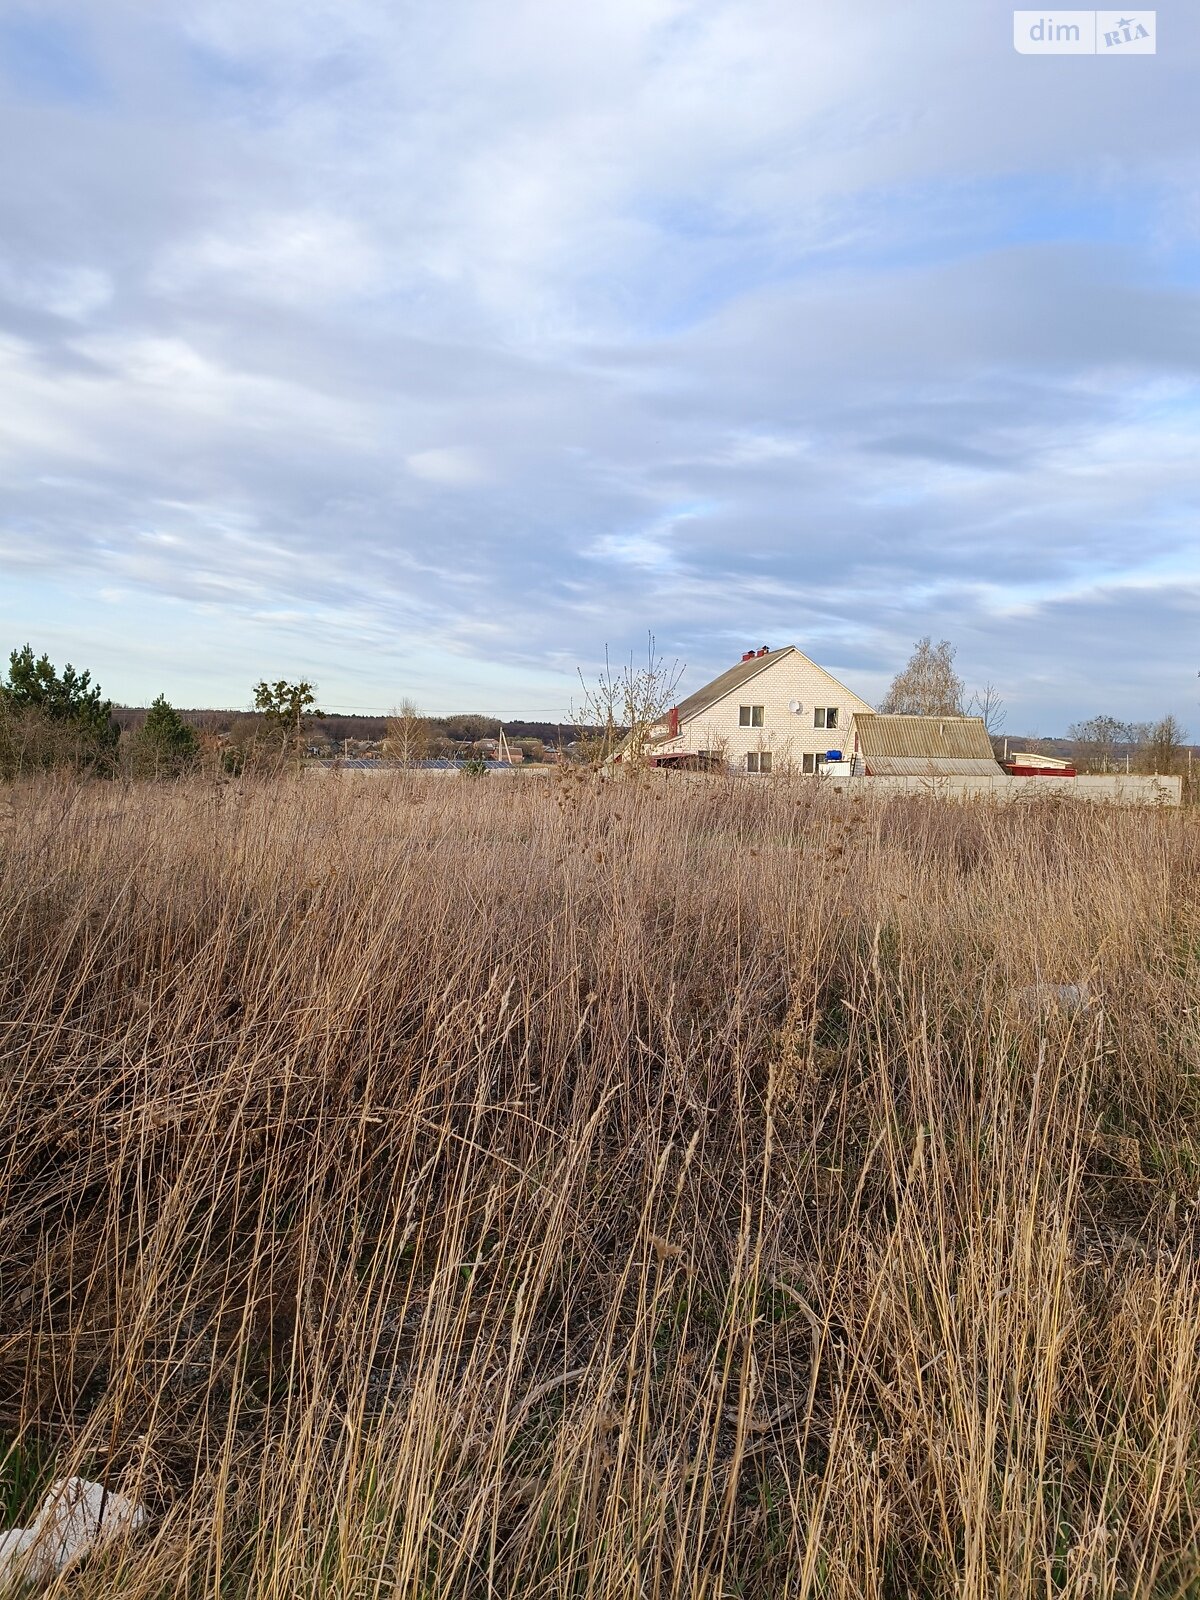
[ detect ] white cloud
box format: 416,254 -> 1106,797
150,211 -> 380,305
405,447 -> 489,486
0,0 -> 1198,727
0,262 -> 112,320
589,530 -> 677,572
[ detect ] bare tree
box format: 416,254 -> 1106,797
879,638 -> 965,717
968,681 -> 1007,736
384,699 -> 430,767
1067,714 -> 1134,773
574,635 -> 684,770
704,731 -> 731,772
1139,714 -> 1188,775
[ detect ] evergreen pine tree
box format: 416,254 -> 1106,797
133,695 -> 199,777
0,645 -> 119,771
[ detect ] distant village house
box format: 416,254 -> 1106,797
646,645 -> 874,775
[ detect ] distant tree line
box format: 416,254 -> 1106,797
0,649 -> 320,779
1064,713 -> 1189,775
114,707 -> 578,760
1,648 -> 586,779
6,638 -> 1191,785
0,645 -> 204,780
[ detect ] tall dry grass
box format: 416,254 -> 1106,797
1,771 -> 1199,1598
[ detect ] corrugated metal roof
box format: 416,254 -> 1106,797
860,755 -> 1003,778
414,758 -> 513,770
309,758 -> 513,770
309,758 -> 384,769
852,713 -> 997,767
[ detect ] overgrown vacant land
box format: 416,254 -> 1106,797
2,775 -> 1199,1598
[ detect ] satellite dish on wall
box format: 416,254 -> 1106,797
788,700 -> 803,715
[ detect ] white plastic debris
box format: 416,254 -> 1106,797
1015,981 -> 1092,1015
0,1476 -> 146,1589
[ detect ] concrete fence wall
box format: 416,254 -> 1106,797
303,763 -> 1183,805
824,772 -> 1182,806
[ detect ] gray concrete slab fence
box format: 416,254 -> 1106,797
305,762 -> 1182,804
823,772 -> 1182,805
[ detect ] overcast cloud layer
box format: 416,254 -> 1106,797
1,0 -> 1198,728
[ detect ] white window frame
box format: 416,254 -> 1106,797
746,751 -> 772,774
814,707 -> 839,730
739,704 -> 765,728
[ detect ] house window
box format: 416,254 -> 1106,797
746,751 -> 772,774
814,707 -> 838,730
739,705 -> 764,728
802,753 -> 820,775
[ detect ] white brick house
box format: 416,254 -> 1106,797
647,646 -> 874,775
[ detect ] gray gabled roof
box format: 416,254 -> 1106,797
670,647 -> 795,725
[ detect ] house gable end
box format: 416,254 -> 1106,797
677,652 -> 871,735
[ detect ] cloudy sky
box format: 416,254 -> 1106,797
1,1 -> 1197,730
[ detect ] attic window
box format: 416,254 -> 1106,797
739,705 -> 764,727
814,707 -> 838,730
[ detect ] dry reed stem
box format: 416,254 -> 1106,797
0,772 -> 1197,1597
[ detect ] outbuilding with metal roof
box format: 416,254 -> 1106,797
849,713 -> 1002,778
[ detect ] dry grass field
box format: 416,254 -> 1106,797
1,772 -> 1199,1598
